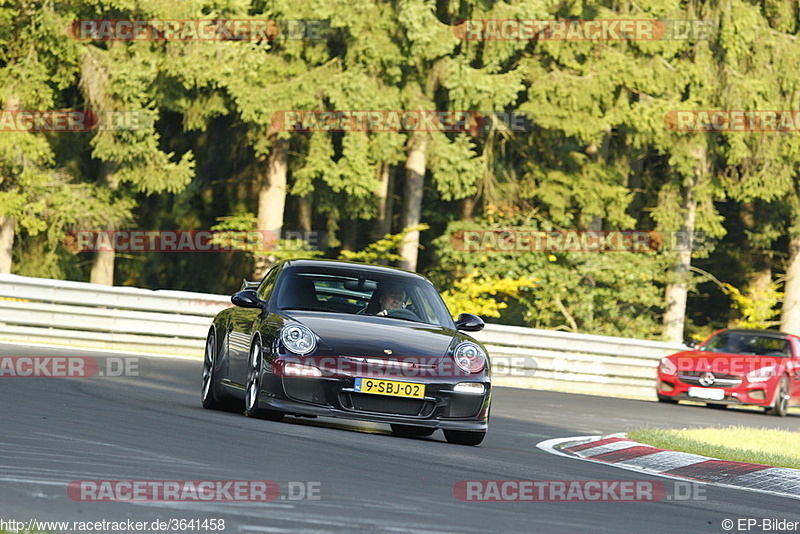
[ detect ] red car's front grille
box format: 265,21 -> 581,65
677,371 -> 742,387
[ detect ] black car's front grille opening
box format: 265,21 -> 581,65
444,395 -> 484,418
283,377 -> 327,405
342,393 -> 432,416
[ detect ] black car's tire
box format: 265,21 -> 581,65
443,430 -> 486,446
244,338 -> 285,422
765,377 -> 790,417
202,329 -> 238,411
390,424 -> 435,438
657,395 -> 678,404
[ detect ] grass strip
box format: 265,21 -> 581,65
627,426 -> 800,469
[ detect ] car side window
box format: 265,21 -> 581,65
407,286 -> 433,323
257,265 -> 281,301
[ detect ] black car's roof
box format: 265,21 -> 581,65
280,259 -> 429,282
717,328 -> 794,340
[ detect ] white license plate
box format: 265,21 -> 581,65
688,387 -> 725,401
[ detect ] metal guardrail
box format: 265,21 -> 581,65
0,274 -> 687,398
0,274 -> 230,356
472,324 -> 687,398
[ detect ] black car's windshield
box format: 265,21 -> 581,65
275,268 -> 454,327
701,332 -> 790,357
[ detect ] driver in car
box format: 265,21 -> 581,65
376,284 -> 406,316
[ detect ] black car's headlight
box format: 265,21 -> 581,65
454,341 -> 486,373
280,324 -> 317,355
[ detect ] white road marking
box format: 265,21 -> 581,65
537,435 -> 800,501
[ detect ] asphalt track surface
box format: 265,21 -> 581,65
2,342 -> 799,533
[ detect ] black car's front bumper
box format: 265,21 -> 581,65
258,373 -> 491,430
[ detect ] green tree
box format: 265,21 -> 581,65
0,0 -> 133,277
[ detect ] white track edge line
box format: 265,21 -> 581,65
536,436 -> 800,502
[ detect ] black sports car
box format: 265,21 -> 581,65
202,259 -> 491,445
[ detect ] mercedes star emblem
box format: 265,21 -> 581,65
698,372 -> 716,387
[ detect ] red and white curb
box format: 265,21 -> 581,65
537,434 -> 800,501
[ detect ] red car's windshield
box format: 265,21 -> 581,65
701,332 -> 790,357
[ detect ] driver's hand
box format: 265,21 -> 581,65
377,310 -> 388,316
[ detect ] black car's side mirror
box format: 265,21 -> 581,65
455,313 -> 484,332
231,289 -> 265,309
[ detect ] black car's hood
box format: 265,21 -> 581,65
286,312 -> 457,361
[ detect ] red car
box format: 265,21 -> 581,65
656,328 -> 800,416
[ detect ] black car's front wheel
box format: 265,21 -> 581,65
244,338 -> 284,422
443,430 -> 486,446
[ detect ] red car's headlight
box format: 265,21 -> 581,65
454,342 -> 486,373
659,357 -> 677,375
746,366 -> 776,383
